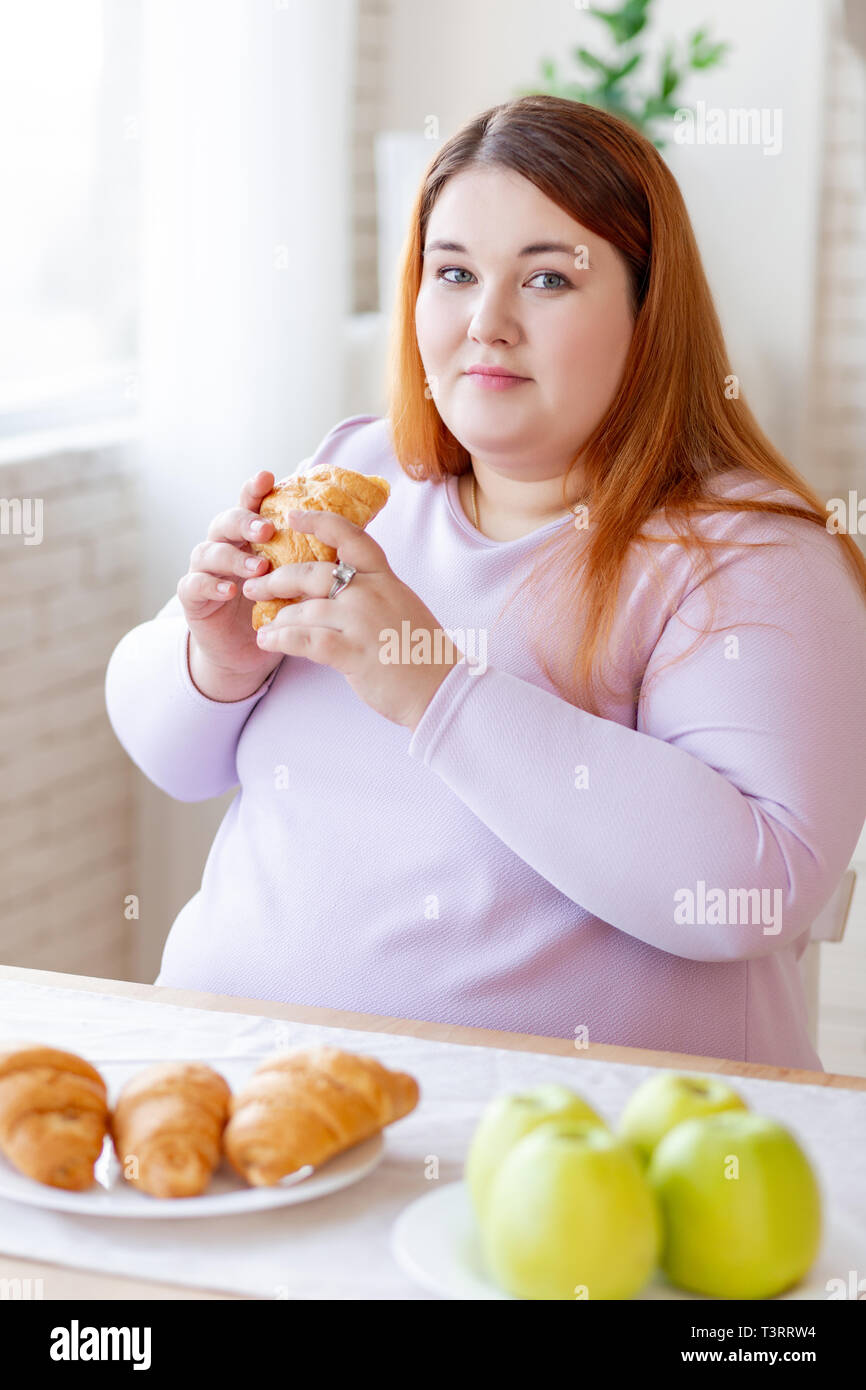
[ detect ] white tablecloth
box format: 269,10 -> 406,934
0,981 -> 863,1300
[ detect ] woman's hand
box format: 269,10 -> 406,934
176,470 -> 285,699
243,507 -> 464,730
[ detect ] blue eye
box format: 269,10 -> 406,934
434,267 -> 571,291
528,271 -> 568,291
436,267 -> 474,285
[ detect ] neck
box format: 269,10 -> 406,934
466,460 -> 587,539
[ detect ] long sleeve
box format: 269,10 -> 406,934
407,516 -> 866,964
105,593 -> 280,802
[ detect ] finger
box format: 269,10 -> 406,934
207,506 -> 276,545
256,621 -> 353,671
260,597 -> 345,632
238,470 -> 275,513
285,508 -> 387,574
241,559 -> 335,604
190,539 -> 271,580
177,570 -> 238,611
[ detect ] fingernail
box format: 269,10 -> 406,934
217,581 -> 232,593
245,556 -> 262,570
251,520 -> 267,533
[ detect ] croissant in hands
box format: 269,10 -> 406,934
0,1044 -> 110,1190
248,464 -> 390,630
110,1061 -> 231,1198
223,1045 -> 419,1186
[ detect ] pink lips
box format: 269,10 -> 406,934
465,365 -> 531,392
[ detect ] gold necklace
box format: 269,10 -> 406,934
470,472 -> 586,533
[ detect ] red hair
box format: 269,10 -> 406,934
385,95 -> 866,715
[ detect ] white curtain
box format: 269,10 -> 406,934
139,0 -> 358,610
133,0 -> 358,978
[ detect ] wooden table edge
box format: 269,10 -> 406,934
1,963 -> 862,1302
1,963 -> 863,1088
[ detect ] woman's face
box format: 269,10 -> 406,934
415,165 -> 636,481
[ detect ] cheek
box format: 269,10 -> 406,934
415,283 -> 461,356
546,301 -> 633,399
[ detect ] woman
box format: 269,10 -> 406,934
106,96 -> 866,1069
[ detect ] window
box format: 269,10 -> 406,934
0,0 -> 141,437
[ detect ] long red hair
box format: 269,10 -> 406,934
385,95 -> 866,715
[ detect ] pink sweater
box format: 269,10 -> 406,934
105,414 -> 866,1068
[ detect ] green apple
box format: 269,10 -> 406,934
465,1084 -> 606,1226
618,1071 -> 748,1166
647,1111 -> 822,1299
480,1120 -> 661,1300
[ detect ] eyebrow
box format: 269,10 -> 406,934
422,239 -> 580,258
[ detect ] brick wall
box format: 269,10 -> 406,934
0,432 -> 140,977
805,13 -> 866,558
808,9 -> 866,1075
351,0 -> 391,312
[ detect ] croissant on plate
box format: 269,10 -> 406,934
0,1043 -> 110,1190
248,464 -> 390,630
110,1061 -> 232,1198
222,1045 -> 420,1186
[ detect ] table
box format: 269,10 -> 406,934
1,964 -> 863,1301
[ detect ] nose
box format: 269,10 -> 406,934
467,282 -> 521,348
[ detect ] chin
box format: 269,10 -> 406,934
454,417 -> 536,455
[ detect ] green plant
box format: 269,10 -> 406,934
515,0 -> 731,150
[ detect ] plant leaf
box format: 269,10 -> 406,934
611,51 -> 643,82
642,93 -> 680,120
691,39 -> 731,70
689,30 -> 731,69
659,42 -> 679,99
589,0 -> 651,46
575,46 -> 616,78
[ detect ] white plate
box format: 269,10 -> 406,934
391,1181 -> 512,1299
0,1054 -> 386,1218
390,1181 -> 836,1300
0,1132 -> 384,1219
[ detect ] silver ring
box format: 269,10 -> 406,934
328,560 -> 357,599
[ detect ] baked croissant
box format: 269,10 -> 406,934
248,464 -> 390,629
110,1061 -> 232,1198
223,1045 -> 420,1186
0,1043 -> 110,1190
